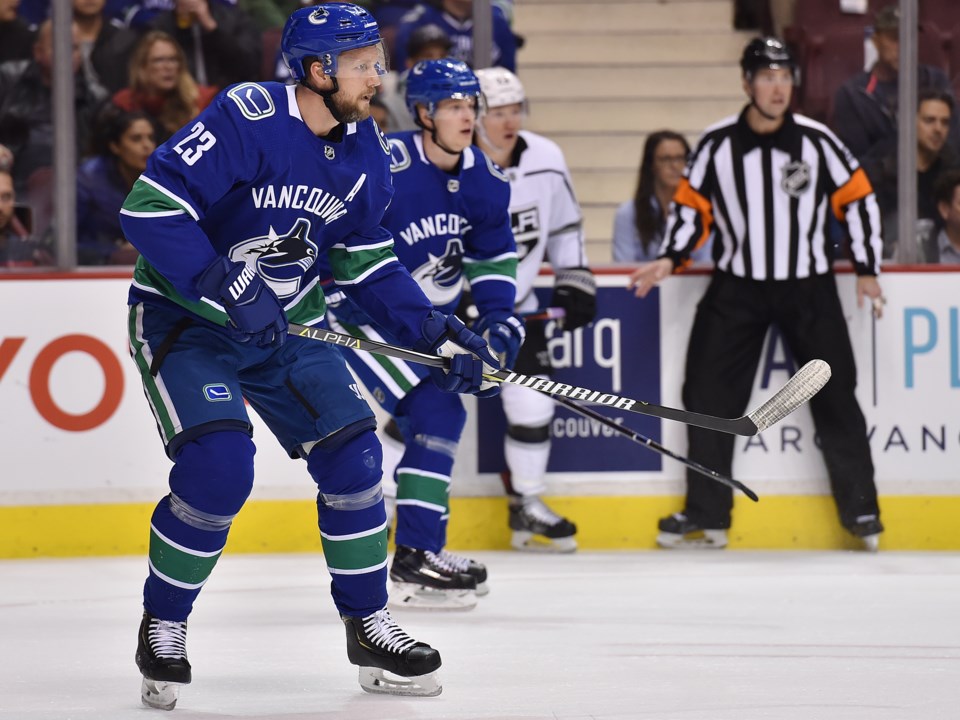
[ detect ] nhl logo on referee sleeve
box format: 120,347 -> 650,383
781,161 -> 811,197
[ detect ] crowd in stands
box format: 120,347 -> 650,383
0,0 -> 958,268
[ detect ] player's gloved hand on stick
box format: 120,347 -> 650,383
197,257 -> 288,348
552,267 -> 597,331
415,310 -> 501,398
473,311 -> 525,369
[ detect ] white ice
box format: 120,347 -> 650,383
2,551 -> 959,720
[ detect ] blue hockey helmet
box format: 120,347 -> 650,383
405,59 -> 482,121
281,3 -> 387,83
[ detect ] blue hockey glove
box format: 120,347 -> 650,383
551,267 -> 597,331
196,257 -> 288,348
415,310 -> 501,398
473,312 -> 525,369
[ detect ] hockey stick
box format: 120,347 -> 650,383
289,323 -> 831,436
520,307 -> 566,322
551,396 -> 759,501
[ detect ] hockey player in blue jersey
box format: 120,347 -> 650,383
325,59 -> 524,611
119,4 -> 501,708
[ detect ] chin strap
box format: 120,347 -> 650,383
300,76 -> 348,124
416,115 -> 462,157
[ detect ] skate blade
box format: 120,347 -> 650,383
656,530 -> 728,550
860,534 -> 880,552
511,531 -> 577,554
141,678 -> 183,711
475,580 -> 490,597
358,667 -> 442,697
388,581 -> 477,611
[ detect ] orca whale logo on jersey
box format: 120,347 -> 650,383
229,218 -> 318,299
781,161 -> 811,198
410,238 -> 464,306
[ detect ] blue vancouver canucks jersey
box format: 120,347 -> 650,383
330,130 -> 516,331
119,81 -> 434,347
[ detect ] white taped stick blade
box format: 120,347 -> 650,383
747,360 -> 832,432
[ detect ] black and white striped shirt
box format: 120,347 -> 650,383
661,108 -> 883,279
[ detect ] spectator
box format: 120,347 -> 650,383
0,19 -> 105,241
863,88 -> 959,260
0,168 -> 52,267
77,106 -> 155,265
112,31 -> 217,142
74,0 -> 139,95
832,4 -> 960,164
628,38 -> 885,552
148,0 -> 260,88
931,169 -> 960,264
378,22 -> 453,133
0,0 -> 34,63
612,131 -> 712,264
393,0 -> 516,72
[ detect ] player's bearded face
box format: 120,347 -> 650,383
332,45 -> 386,123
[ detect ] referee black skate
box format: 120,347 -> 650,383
629,37 -> 885,552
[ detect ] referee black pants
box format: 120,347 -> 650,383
680,272 -> 879,530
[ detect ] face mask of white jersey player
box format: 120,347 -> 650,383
323,58 -> 525,610
118,3 -> 503,708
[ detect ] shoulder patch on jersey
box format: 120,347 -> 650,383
483,152 -> 510,183
388,138 -> 412,173
226,83 -> 275,121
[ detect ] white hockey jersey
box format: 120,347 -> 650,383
501,130 -> 587,312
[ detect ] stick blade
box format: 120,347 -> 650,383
747,359 -> 832,433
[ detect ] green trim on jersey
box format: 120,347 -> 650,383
463,256 -> 518,283
329,242 -> 396,283
122,178 -> 191,215
334,318 -> 418,393
320,526 -> 388,572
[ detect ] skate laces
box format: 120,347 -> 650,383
362,608 -> 418,654
147,618 -> 188,660
431,549 -> 471,573
424,550 -> 460,574
522,497 -> 564,527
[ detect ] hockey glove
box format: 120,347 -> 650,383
415,310 -> 501,398
551,267 -> 597,331
473,311 -> 525,369
197,257 -> 288,348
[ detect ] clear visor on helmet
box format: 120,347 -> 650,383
333,40 -> 389,79
430,93 -> 481,119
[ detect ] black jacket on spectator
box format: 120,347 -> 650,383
832,64 -> 960,162
0,60 -> 105,189
149,3 -> 261,89
0,18 -> 35,64
90,20 -> 140,95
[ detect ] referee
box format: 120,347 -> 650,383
629,37 -> 885,551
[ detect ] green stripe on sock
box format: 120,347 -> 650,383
149,528 -> 223,585
321,527 -> 388,571
397,472 -> 450,510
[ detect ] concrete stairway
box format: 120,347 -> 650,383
513,0 -> 752,264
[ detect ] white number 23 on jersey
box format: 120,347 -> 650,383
173,122 -> 217,166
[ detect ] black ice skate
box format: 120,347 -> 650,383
428,549 -> 489,596
389,544 -> 477,610
509,496 -> 577,553
136,611 -> 191,710
656,512 -> 728,549
343,607 -> 442,696
848,514 -> 884,552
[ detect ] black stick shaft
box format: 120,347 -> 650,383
552,395 -> 759,502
